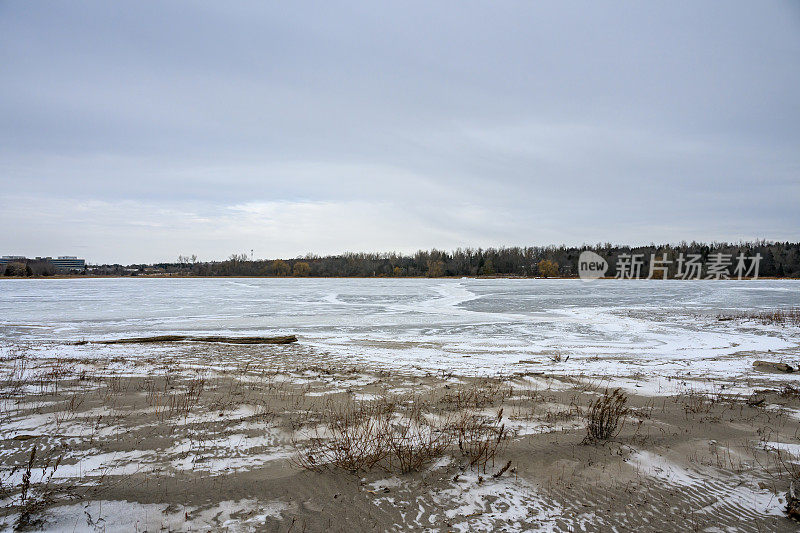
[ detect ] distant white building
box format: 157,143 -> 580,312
50,256 -> 86,269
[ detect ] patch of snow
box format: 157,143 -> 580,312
628,449 -> 784,518
434,473 -> 562,532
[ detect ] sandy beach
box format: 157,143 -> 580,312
1,335 -> 800,531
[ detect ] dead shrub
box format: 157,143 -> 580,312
1,444 -> 64,530
385,403 -> 451,474
450,408 -> 510,472
583,388 -> 629,443
440,380 -> 511,410
293,394 -> 509,474
292,400 -> 393,472
680,390 -> 714,415
145,374 -> 205,420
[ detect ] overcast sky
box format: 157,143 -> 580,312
1,1 -> 798,264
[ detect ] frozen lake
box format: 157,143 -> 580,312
1,278 -> 799,383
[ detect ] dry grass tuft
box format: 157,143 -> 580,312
718,307 -> 800,327
583,388 -> 629,443
750,307 -> 800,326
440,380 -> 512,410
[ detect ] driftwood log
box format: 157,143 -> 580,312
752,360 -> 795,373
73,335 -> 297,345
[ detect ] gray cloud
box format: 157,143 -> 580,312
1,1 -> 798,263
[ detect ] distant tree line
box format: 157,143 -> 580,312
154,241 -> 800,278
4,241 -> 798,278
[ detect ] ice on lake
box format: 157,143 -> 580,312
1,278 -> 798,389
